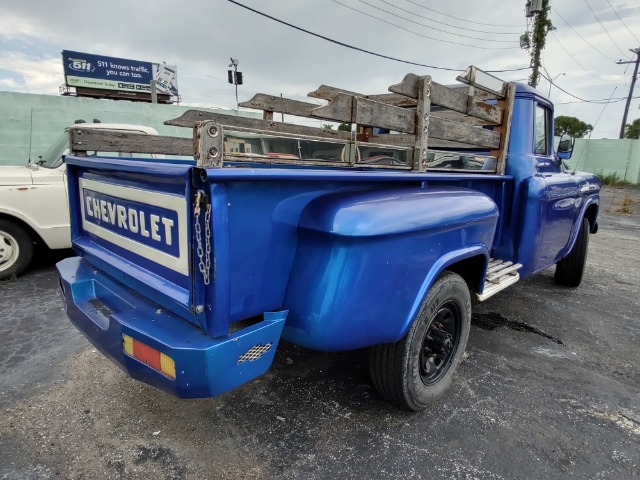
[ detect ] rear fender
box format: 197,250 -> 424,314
282,186 -> 498,351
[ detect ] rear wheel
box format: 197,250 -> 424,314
369,271 -> 471,411
554,218 -> 589,287
0,220 -> 34,280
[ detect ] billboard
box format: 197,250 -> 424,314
62,50 -> 178,99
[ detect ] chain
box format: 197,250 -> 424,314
194,191 -> 212,285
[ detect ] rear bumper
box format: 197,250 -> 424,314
57,256 -> 287,398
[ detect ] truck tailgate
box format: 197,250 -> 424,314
64,155 -> 197,325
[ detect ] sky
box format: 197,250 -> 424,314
0,0 -> 639,138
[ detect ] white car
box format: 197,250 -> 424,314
0,123 -> 159,280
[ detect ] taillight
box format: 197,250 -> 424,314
122,334 -> 176,379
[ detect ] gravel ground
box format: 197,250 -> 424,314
0,186 -> 638,480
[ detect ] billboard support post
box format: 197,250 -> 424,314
151,80 -> 158,104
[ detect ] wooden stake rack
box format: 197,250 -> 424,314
69,66 -> 516,174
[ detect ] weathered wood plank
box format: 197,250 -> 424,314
308,85 -> 360,102
311,94 -> 499,148
239,94 -> 318,117
311,95 -> 415,133
431,110 -> 488,126
429,116 -> 500,149
490,82 -> 516,174
413,76 -> 431,171
165,110 -> 351,142
309,85 -> 416,107
69,128 -> 194,156
389,73 -> 503,125
353,97 -> 416,133
308,94 -> 355,123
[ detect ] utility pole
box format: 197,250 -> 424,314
526,0 -> 553,88
616,48 -> 640,139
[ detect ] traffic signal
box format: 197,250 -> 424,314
228,70 -> 233,84
236,72 -> 243,85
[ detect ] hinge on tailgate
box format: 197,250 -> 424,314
194,191 -> 212,285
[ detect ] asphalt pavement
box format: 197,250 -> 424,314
1,186 -> 639,480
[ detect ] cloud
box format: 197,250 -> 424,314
0,0 -> 638,137
0,52 -> 63,93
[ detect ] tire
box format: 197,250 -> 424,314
554,218 -> 589,287
369,271 -> 471,411
0,219 -> 34,280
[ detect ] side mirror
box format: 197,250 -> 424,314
557,133 -> 575,160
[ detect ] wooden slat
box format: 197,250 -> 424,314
429,116 -> 500,149
239,94 -> 317,117
308,85 -> 361,102
69,128 -> 194,156
165,110 -> 351,142
388,73 -> 503,125
311,95 -> 415,132
311,95 -> 499,148
490,82 -> 516,174
309,85 -> 416,107
432,110 -> 489,126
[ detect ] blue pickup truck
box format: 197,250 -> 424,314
57,67 -> 600,411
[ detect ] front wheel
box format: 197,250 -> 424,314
554,218 -> 589,287
0,219 -> 34,280
369,271 -> 471,411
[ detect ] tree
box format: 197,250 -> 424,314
554,116 -> 593,138
624,119 -> 640,139
322,123 -> 334,131
337,123 -> 351,132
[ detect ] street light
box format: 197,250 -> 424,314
548,72 -> 566,99
228,58 -> 240,114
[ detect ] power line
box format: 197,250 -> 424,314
351,0 -> 519,43
605,0 -> 640,44
226,0 -> 531,70
374,0 -> 521,36
552,7 -> 616,62
330,0 -> 520,48
540,72 -> 633,104
400,0 -> 525,29
584,0 -> 630,59
555,96 -> 636,105
550,31 -> 608,81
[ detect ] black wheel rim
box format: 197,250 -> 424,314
419,301 -> 461,385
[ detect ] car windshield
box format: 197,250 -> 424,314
33,132 -> 69,169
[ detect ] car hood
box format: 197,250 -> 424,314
0,166 -> 33,186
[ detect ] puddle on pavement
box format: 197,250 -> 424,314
472,312 -> 564,345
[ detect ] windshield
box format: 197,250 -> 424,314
34,132 -> 69,169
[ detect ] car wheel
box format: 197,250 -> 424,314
369,271 -> 471,411
554,218 -> 589,287
0,220 -> 34,280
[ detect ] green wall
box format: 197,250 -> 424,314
0,91 -> 257,166
565,138 -> 640,184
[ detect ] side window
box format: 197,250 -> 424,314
534,105 -> 551,156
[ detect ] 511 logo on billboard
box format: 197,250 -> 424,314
68,58 -> 95,73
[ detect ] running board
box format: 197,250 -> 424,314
477,258 -> 523,301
